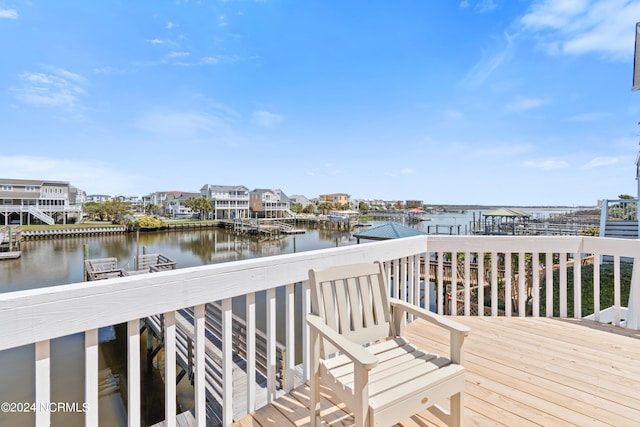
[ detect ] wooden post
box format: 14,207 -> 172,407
83,244 -> 89,281
136,229 -> 140,270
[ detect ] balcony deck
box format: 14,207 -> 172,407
233,316 -> 640,427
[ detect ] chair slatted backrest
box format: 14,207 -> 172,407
309,262 -> 394,358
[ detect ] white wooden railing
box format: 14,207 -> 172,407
600,198 -> 638,222
0,235 -> 638,427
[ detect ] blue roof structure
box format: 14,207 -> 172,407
353,222 -> 426,242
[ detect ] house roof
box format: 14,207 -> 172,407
353,222 -> 427,241
483,207 -> 531,218
201,184 -> 249,193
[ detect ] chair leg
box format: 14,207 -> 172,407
450,392 -> 463,427
310,331 -> 321,427
310,376 -> 320,427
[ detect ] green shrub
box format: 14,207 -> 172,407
133,216 -> 167,229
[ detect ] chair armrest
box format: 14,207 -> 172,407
306,314 -> 379,369
390,298 -> 470,337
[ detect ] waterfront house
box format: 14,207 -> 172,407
148,191 -> 200,217
200,184 -> 250,220
114,194 -> 142,205
319,192 -> 351,206
288,194 -> 312,209
249,188 -> 293,218
0,178 -> 83,225
86,194 -> 112,203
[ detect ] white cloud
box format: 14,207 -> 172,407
167,51 -> 190,58
583,156 -> 621,168
460,31 -> 514,87
11,68 -> 87,111
136,111 -> 229,137
459,0 -> 496,12
567,111 -> 609,121
519,0 -> 640,60
400,168 -> 416,175
523,159 -> 570,169
0,8 -> 18,19
0,155 -> 145,195
506,97 -> 548,111
166,21 -> 175,29
445,109 -> 464,119
200,55 -> 240,65
146,39 -> 164,45
218,15 -> 228,27
252,110 -> 283,127
476,0 -> 498,13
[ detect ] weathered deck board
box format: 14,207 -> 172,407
231,317 -> 640,427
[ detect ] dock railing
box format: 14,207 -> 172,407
0,235 -> 639,426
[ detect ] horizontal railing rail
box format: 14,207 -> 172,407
601,198 -> 638,222
0,235 -> 638,426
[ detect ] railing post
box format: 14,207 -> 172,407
35,340 -> 50,427
194,304 -> 206,427
599,200 -> 608,237
164,311 -> 176,427
127,319 -> 141,426
285,283 -> 295,392
545,252 -> 553,317
573,253 -> 582,318
222,298 -> 233,426
463,252 -> 470,316
302,280 -> 311,382
518,252 -> 526,317
531,252 -> 540,317
437,252 -> 444,315
246,292 -> 256,413
266,287 -> 276,403
85,329 -> 99,427
505,253 -> 512,316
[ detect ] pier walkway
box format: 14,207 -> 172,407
145,302 -> 300,425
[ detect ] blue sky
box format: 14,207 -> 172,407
1,0 -> 640,206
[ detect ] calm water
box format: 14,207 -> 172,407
0,226 -> 356,427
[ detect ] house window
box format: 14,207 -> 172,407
1,185 -> 13,191
25,186 -> 36,192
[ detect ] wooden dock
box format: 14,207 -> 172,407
233,316 -> 640,427
0,251 -> 20,260
0,225 -> 21,257
85,253 -> 176,281
219,219 -> 305,238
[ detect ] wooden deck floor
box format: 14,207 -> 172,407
232,316 -> 640,427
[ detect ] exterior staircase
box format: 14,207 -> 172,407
602,220 -> 639,239
599,199 -> 638,239
599,199 -> 638,263
28,206 -> 55,225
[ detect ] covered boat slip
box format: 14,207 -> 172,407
234,316 -> 640,427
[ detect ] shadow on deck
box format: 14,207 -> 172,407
231,317 -> 640,427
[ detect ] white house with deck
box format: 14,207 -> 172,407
0,178 -> 83,225
249,188 -> 293,218
201,184 -> 250,220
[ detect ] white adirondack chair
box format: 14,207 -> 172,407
307,262 -> 470,426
